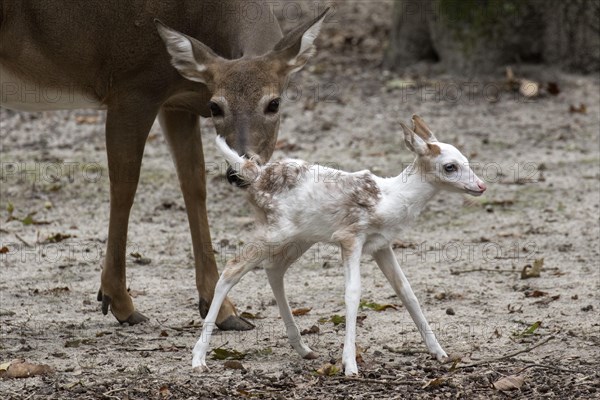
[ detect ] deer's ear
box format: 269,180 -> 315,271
269,7 -> 331,75
401,122 -> 429,156
155,20 -> 221,84
411,115 -> 438,142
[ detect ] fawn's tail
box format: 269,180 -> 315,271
215,135 -> 258,182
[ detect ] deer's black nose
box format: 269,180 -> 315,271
226,166 -> 249,188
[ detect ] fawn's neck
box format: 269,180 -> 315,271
383,161 -> 439,220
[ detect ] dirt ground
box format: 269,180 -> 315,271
1,1 -> 599,399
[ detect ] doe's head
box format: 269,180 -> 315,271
156,8 -> 330,175
401,115 -> 487,196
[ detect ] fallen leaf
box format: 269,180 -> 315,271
521,258 -> 544,279
569,103 -> 586,114
159,330 -> 169,337
330,315 -> 345,325
64,339 -> 81,348
316,362 -> 340,376
75,115 -> 100,124
223,360 -> 245,370
159,384 -> 170,398
517,320 -> 542,337
0,359 -> 53,378
360,300 -> 397,312
0,246 -> 8,254
493,374 -> 525,391
239,311 -> 264,319
43,233 -> 72,244
292,307 -> 312,316
210,348 -> 246,361
422,377 -> 448,389
525,290 -> 547,298
12,211 -> 50,226
252,347 -> 273,357
301,325 -> 320,335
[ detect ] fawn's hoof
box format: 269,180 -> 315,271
303,352 -> 319,360
216,315 -> 255,331
192,365 -> 209,374
97,290 -> 148,325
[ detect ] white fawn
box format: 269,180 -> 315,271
192,115 -> 487,375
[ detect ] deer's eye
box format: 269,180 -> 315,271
266,98 -> 280,114
444,164 -> 457,173
208,101 -> 223,117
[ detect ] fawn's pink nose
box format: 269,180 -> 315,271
477,181 -> 487,192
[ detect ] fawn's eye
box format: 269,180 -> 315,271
208,101 -> 223,117
266,98 -> 280,114
444,164 -> 457,173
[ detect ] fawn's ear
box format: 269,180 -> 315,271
412,115 -> 438,142
156,19 -> 223,84
268,7 -> 331,75
401,122 -> 430,156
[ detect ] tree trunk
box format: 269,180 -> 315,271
384,0 -> 600,74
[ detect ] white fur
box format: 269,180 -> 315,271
193,117 -> 486,376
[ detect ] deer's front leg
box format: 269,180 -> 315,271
98,100 -> 158,324
158,109 -> 253,331
340,236 -> 365,376
373,246 -> 447,361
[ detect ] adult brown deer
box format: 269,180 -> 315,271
0,1 -> 330,329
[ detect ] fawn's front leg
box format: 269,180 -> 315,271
192,251 -> 265,372
373,246 -> 447,361
340,236 -> 365,376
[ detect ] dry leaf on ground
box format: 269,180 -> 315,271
0,359 -> 53,378
493,374 -> 525,391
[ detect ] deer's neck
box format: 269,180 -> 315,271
380,162 -> 439,223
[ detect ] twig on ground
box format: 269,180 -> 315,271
331,376 -> 419,386
383,345 -> 428,355
102,387 -> 127,399
450,268 -> 516,275
15,233 -> 32,247
515,362 -> 576,374
457,335 -> 555,369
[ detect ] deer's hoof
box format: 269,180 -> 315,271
118,310 -> 149,325
216,315 -> 255,331
198,298 -> 210,319
98,291 -> 148,325
303,351 -> 319,360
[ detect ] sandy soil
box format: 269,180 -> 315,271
1,1 -> 599,399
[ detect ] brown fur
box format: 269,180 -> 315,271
427,143 -> 441,156
412,115 -> 437,142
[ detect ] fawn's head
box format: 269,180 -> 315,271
401,115 -> 487,196
156,9 -> 330,185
